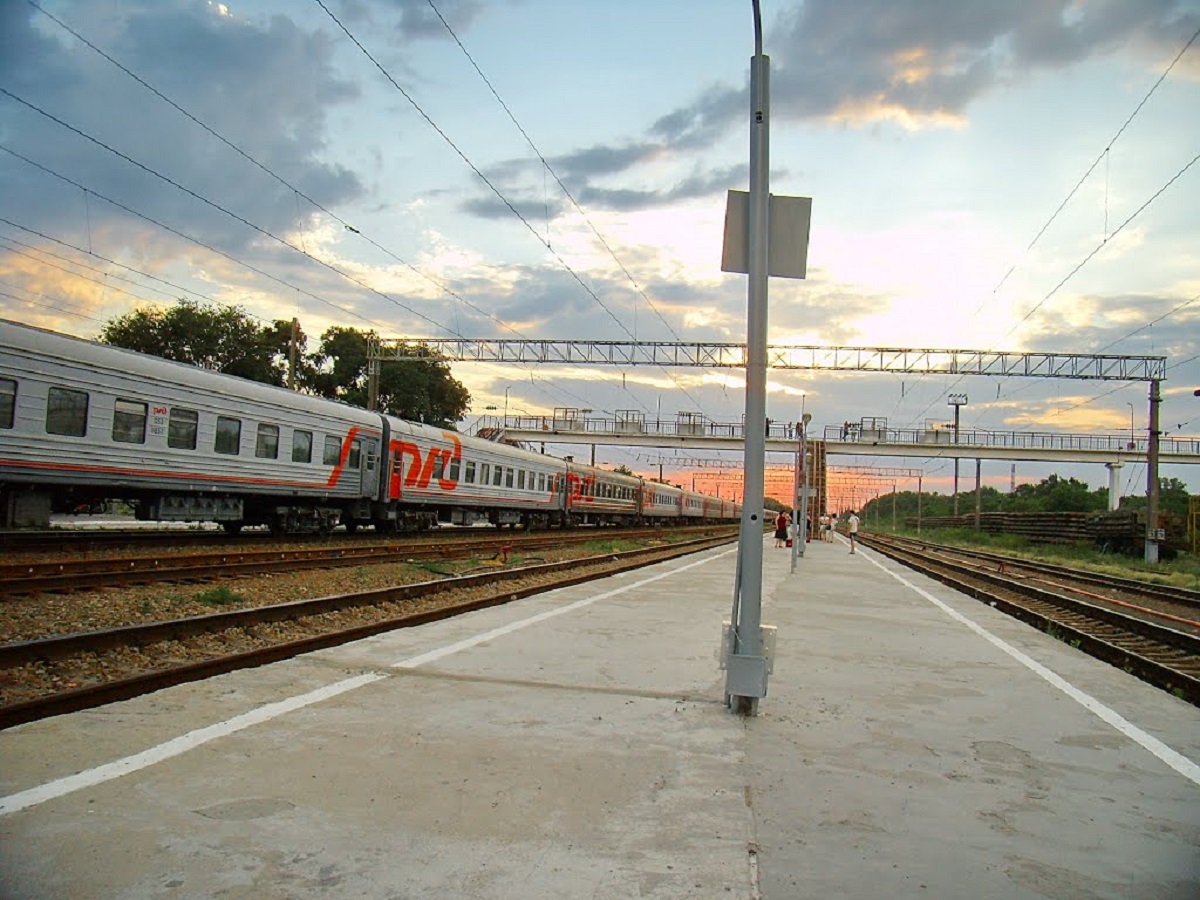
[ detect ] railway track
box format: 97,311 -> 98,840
0,533 -> 736,729
0,525 -> 735,596
0,527 -> 244,554
859,533 -> 1200,705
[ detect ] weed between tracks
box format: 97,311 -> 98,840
195,586 -> 246,607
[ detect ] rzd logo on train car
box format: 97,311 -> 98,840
388,433 -> 462,498
149,405 -> 168,438
564,472 -> 595,505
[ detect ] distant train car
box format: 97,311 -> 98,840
374,416 -> 567,531
561,459 -> 643,525
0,320 -> 741,533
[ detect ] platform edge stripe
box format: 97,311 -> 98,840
0,672 -> 386,817
861,549 -> 1200,788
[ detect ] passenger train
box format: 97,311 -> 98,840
0,320 -> 742,534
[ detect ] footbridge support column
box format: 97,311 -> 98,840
1105,462 -> 1122,512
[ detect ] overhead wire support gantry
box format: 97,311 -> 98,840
370,338 -> 1166,382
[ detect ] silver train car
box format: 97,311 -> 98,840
0,321 -> 742,533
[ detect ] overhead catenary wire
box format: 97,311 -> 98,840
0,241 -> 177,310
0,234 -> 181,305
18,1 -> 662,424
18,1 -> 705,427
893,22 -> 1200,434
312,0 -> 705,418
0,146 -> 396,333
0,215 -> 271,321
421,0 -> 710,417
312,0 -> 632,339
421,0 -> 684,344
903,147 -> 1199,434
20,0 -> 526,343
0,287 -> 107,325
0,88 -> 463,336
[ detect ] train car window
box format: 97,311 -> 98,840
465,460 -> 476,483
0,378 -> 15,429
493,466 -> 503,487
168,408 -> 198,449
255,423 -> 280,459
215,416 -> 241,455
112,398 -> 148,444
517,470 -> 526,490
480,462 -> 490,484
292,430 -> 313,463
505,468 -> 514,488
347,440 -> 361,470
449,457 -> 460,481
46,387 -> 88,437
322,435 -> 341,466
537,473 -> 546,491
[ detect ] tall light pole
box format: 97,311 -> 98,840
790,411 -> 811,572
1126,401 -> 1135,450
948,393 -> 967,515
726,0 -> 771,716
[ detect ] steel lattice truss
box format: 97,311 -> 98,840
829,466 -> 925,478
373,339 -> 1167,381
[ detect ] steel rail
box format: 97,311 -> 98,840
0,526 -> 735,596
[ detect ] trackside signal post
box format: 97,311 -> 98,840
719,0 -> 811,715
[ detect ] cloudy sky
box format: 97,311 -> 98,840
2,0 -> 1198,500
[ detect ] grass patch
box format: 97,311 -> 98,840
582,539 -> 644,554
194,585 -> 245,607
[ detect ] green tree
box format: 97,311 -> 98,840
100,300 -> 297,385
306,327 -> 470,426
1004,474 -> 1106,513
1120,477 -> 1191,519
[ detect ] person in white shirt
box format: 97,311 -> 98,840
847,512 -> 860,554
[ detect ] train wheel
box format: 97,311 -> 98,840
344,520 -> 359,534
221,522 -> 243,535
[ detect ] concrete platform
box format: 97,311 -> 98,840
1,536 -> 1198,899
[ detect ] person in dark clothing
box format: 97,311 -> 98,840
773,511 -> 790,548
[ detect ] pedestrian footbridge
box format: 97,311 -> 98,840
481,412 -> 1200,467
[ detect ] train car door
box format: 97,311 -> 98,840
359,437 -> 378,498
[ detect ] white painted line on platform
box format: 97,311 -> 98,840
392,547 -> 738,669
0,546 -> 736,817
0,673 -> 385,817
859,548 -> 1200,788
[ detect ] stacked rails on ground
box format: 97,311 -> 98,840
905,510 -> 1183,555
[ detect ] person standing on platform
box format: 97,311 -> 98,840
774,510 -> 790,548
828,513 -> 837,541
847,512 -> 860,554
